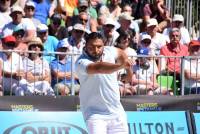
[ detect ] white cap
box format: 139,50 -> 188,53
73,23 -> 86,32
25,1 -> 35,8
11,6 -> 24,14
141,34 -> 151,41
104,18 -> 116,26
57,39 -> 70,49
37,24 -> 48,32
118,12 -> 134,21
173,14 -> 184,22
147,18 -> 158,27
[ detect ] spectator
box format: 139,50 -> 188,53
37,23 -> 59,63
12,26 -> 27,56
23,37 -> 55,96
100,18 -> 119,46
33,0 -> 52,24
163,14 -> 191,45
159,28 -> 189,92
139,34 -> 154,56
72,11 -> 97,33
141,18 -> 168,55
24,1 -> 41,27
61,23 -> 86,61
0,0 -> 12,36
184,40 -> 200,94
2,5 -> 36,42
73,0 -> 97,19
50,40 -> 80,95
115,31 -> 137,96
99,0 -> 121,20
142,0 -> 171,32
0,35 -> 26,96
132,48 -> 168,95
48,13 -> 68,40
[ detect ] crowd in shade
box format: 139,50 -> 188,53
0,0 -> 200,96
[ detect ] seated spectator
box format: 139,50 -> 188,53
184,40 -> 200,94
140,18 -> 168,55
48,13 -> 68,40
163,14 -> 191,45
24,1 -> 41,28
159,28 -> 189,92
23,37 -> 55,96
115,31 -> 137,96
2,5 -> 36,42
12,26 -> 27,56
0,35 -> 26,96
50,40 -> 80,95
37,23 -> 59,63
62,23 -> 86,61
131,48 -> 168,95
100,18 -> 119,46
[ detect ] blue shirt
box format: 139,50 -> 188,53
50,57 -> 78,87
75,46 -> 126,121
43,35 -> 59,63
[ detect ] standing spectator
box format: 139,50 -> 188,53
48,13 -> 68,40
2,5 -> 36,42
75,32 -> 133,133
184,40 -> 200,94
24,1 -> 41,27
50,40 -> 80,95
23,37 -> 55,96
100,18 -> 119,46
163,14 -> 191,45
37,23 -> 59,63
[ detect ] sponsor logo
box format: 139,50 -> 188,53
136,103 -> 162,111
3,121 -> 88,134
10,105 -> 39,111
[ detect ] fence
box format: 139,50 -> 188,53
0,50 -> 200,96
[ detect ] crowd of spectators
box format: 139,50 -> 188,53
0,0 -> 200,96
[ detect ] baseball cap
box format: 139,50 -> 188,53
118,12 -> 134,21
10,6 -> 24,14
137,48 -> 149,55
189,40 -> 200,48
79,0 -> 88,7
73,23 -> 86,32
173,14 -> 184,22
141,34 -> 151,41
37,24 -> 48,32
2,35 -> 16,44
147,18 -> 158,27
104,18 -> 116,27
25,1 -> 35,8
57,39 -> 70,49
28,37 -> 43,50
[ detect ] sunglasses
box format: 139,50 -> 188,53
53,21 -> 61,26
79,18 -> 88,22
75,30 -> 84,34
26,6 -> 34,11
0,0 -> 10,3
105,24 -> 114,29
38,31 -> 47,35
142,40 -> 151,45
5,42 -> 16,47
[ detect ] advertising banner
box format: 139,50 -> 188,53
127,111 -> 189,134
0,111 -> 190,134
0,112 -> 87,134
193,113 -> 200,134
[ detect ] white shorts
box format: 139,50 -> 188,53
86,116 -> 128,134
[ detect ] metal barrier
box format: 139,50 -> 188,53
0,50 -> 200,96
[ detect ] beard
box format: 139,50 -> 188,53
86,51 -> 103,61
